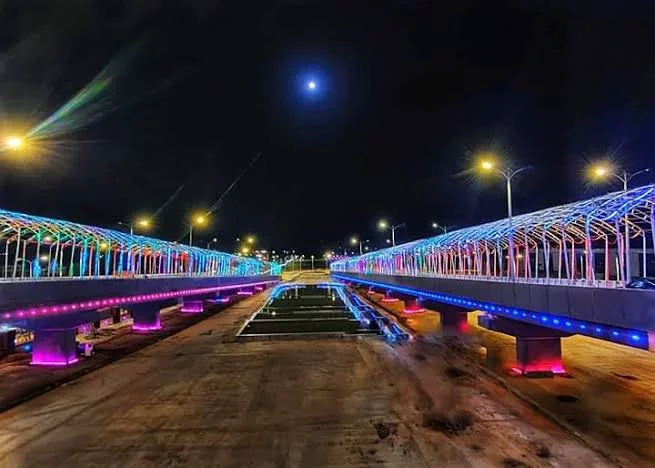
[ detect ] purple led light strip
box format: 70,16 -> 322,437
1,280 -> 276,321
31,358 -> 79,366
132,324 -> 162,331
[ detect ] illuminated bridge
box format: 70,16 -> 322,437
331,185 -> 655,375
0,209 -> 280,365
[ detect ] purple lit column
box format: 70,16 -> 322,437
181,299 -> 204,313
32,328 -> 78,366
131,303 -> 161,331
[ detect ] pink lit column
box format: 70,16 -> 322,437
516,337 -> 563,376
180,299 -> 204,313
31,328 -> 78,366
131,303 -> 161,331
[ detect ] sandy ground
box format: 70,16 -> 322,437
363,287 -> 655,467
0,272 -> 611,467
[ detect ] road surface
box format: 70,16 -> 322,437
0,272 -> 608,467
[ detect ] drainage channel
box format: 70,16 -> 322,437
237,282 -> 410,341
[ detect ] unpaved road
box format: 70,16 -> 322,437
0,273 -> 609,467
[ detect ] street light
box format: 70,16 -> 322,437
378,219 -> 405,246
118,217 -> 151,236
207,237 -> 218,249
189,214 -> 207,246
431,222 -> 448,234
350,236 -> 363,255
4,136 -> 23,150
247,235 -> 255,245
588,161 -> 651,282
477,155 -> 531,279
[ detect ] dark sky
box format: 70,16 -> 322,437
1,1 -> 654,255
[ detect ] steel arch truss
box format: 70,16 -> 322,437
0,209 -> 278,280
331,185 -> 655,287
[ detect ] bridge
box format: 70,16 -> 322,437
0,208 -> 280,365
331,185 -> 655,375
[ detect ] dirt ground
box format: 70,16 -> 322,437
363,287 -> 655,467
0,273 -> 611,467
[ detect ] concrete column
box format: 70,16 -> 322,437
478,315 -> 568,377
441,311 -> 469,334
403,298 -> 426,314
214,292 -> 231,304
0,329 -> 16,355
516,337 -> 563,376
31,328 -> 78,366
181,299 -> 204,313
131,303 -> 161,331
111,308 -> 122,324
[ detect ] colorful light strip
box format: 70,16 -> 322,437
332,273 -> 649,350
0,280 -> 278,324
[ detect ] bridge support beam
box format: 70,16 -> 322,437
516,337 -> 563,376
441,311 -> 470,334
31,328 -> 78,366
421,300 -> 471,335
0,330 -> 16,355
478,315 -> 570,377
403,298 -> 426,314
130,303 -> 161,331
180,299 -> 204,314
237,287 -> 254,296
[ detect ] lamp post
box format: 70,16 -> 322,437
350,236 -> 363,255
431,222 -> 448,234
117,217 -> 150,236
189,214 -> 207,247
206,237 -> 218,249
589,163 -> 650,282
478,157 -> 531,279
378,220 -> 405,247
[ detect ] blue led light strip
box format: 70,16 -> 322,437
332,273 -> 649,350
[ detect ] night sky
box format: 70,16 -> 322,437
1,1 -> 654,255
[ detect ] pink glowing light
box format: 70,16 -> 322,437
0,280 -> 278,324
31,358 -> 79,367
402,306 -> 426,314
509,359 -> 566,376
381,297 -> 400,303
132,324 -> 162,331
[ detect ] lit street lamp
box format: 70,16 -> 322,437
431,222 -> 448,234
350,236 -> 363,255
206,237 -> 218,249
477,155 -> 531,279
4,136 -> 23,150
189,214 -> 207,246
378,219 -> 405,247
118,217 -> 151,236
589,162 -> 651,282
